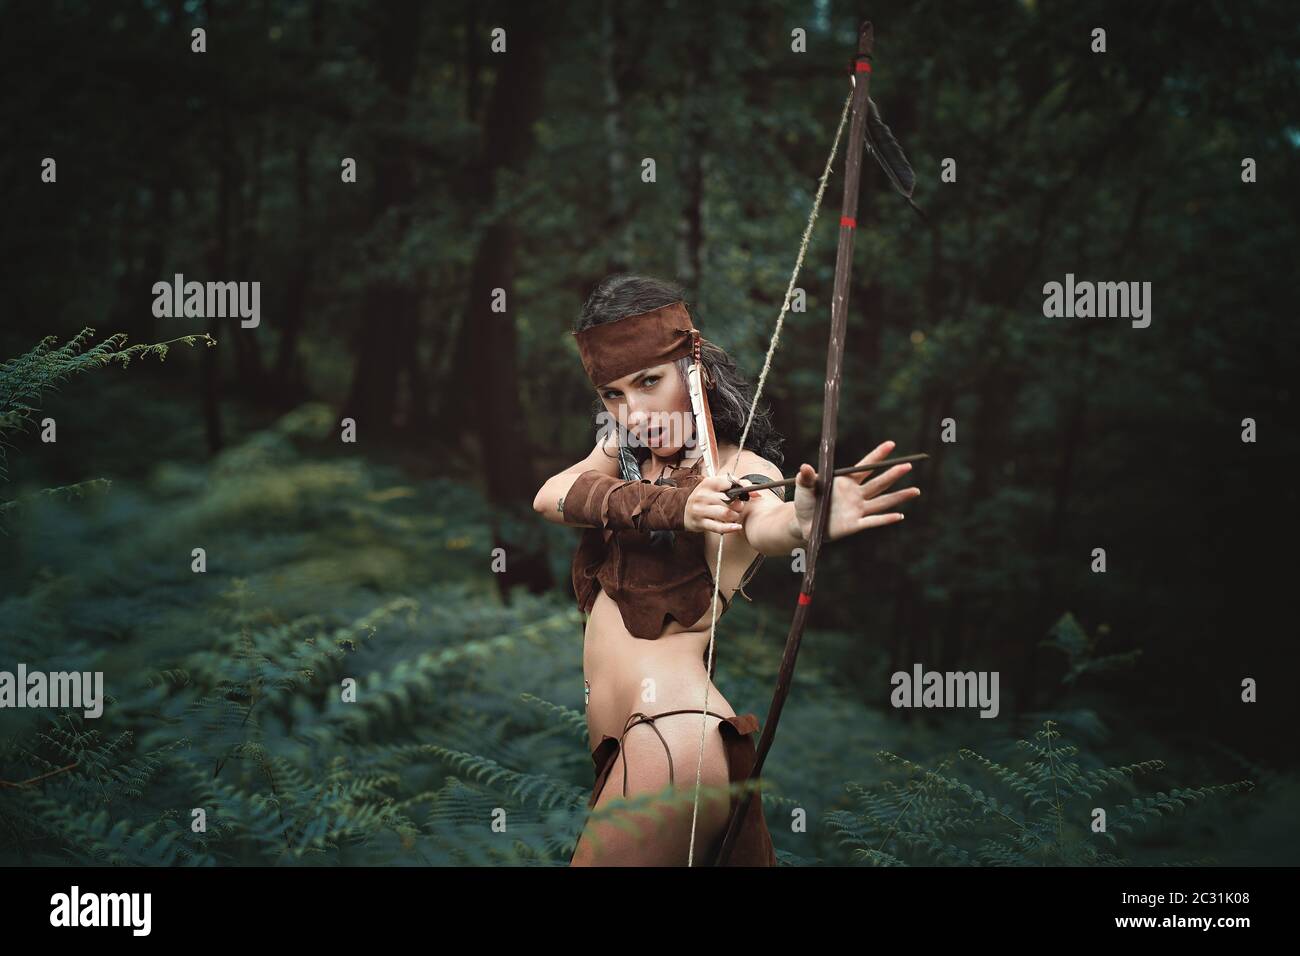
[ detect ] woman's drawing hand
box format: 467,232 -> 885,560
792,440 -> 920,544
685,475 -> 747,535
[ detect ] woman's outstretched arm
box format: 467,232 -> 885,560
725,451 -> 808,557
733,441 -> 923,553
532,434 -> 620,526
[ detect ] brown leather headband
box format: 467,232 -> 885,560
572,300 -> 698,389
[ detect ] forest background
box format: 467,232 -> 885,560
0,0 -> 1295,865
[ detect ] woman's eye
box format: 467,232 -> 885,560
603,376 -> 656,400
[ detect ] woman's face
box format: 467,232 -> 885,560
597,362 -> 695,458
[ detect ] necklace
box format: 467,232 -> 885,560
645,448 -> 703,483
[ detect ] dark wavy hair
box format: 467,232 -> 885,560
575,274 -> 785,470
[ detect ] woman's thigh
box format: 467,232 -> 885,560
571,716 -> 733,866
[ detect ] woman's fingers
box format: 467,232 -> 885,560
853,440 -> 897,484
859,461 -> 912,497
688,475 -> 744,532
701,517 -> 744,533
692,489 -> 746,532
705,483 -> 744,516
856,512 -> 906,529
705,500 -> 744,523
860,486 -> 921,514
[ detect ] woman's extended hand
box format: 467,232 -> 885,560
792,440 -> 921,543
685,475 -> 748,535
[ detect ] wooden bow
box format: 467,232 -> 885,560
691,20 -> 880,867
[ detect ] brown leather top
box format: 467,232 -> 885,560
571,457 -> 774,640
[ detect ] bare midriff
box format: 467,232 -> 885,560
581,479 -> 761,749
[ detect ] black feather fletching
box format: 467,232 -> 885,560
864,96 -> 914,196
864,96 -> 927,222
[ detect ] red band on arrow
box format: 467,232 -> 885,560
856,60 -> 872,73
840,216 -> 856,229
797,592 -> 812,606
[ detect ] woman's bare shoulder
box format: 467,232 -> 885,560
718,446 -> 783,483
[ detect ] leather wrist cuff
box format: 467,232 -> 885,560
564,470 -> 692,531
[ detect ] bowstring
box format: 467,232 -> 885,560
686,81 -> 857,866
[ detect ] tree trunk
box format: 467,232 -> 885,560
601,0 -> 633,272
450,4 -> 553,600
271,0 -> 325,409
674,3 -> 715,290
340,0 -> 428,438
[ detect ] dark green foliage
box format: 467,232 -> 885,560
0,581 -> 598,864
0,404 -> 1284,866
0,401 -> 596,865
823,620 -> 1261,865
0,328 -> 214,522
1041,612 -> 1142,686
829,720 -> 1254,866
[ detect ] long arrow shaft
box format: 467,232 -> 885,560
723,453 -> 929,500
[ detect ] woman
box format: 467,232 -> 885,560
533,275 -> 921,865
